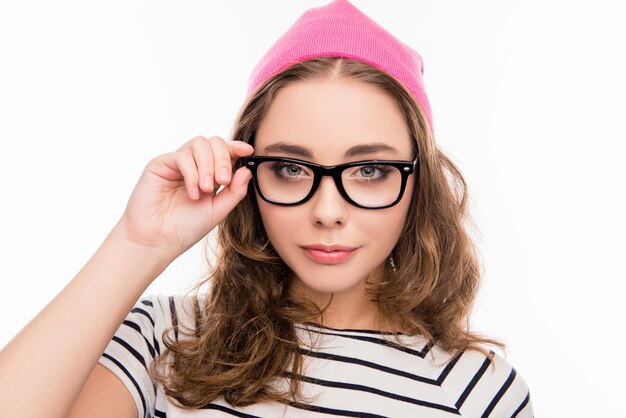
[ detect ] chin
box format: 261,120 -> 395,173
290,268 -> 368,296
279,245 -> 384,298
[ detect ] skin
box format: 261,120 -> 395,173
254,77 -> 416,330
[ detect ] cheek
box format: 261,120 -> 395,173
256,197 -> 298,246
367,185 -> 413,245
361,208 -> 407,246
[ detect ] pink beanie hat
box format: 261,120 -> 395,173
246,0 -> 434,132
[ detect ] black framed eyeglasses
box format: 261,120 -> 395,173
242,154 -> 419,209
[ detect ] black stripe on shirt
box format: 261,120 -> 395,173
122,319 -> 156,359
153,333 -> 161,356
300,322 -> 404,335
155,408 -> 167,417
112,335 -> 147,370
510,391 -> 531,418
298,327 -> 434,358
434,348 -> 464,385
202,403 -> 261,417
169,295 -> 179,342
130,302 -> 160,354
193,296 -> 202,338
481,367 -> 517,418
300,348 -> 438,384
102,352 -> 148,418
112,333 -> 157,404
284,372 -> 460,415
288,400 -> 388,418
456,351 -> 493,409
131,307 -> 155,328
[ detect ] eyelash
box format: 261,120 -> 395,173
347,165 -> 392,182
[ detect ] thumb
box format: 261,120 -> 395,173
210,166 -> 253,221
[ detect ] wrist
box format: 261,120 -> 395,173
107,223 -> 176,268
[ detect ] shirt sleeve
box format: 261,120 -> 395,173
483,350 -> 535,418
97,294 -> 170,418
436,344 -> 534,418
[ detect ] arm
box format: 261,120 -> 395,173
0,226 -> 171,418
68,363 -> 139,418
0,136 -> 253,418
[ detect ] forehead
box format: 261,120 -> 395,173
254,78 -> 414,161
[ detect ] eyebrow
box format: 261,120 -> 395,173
262,141 -> 400,159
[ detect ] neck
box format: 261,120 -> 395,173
287,270 -> 389,331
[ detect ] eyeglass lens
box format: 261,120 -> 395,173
255,161 -> 402,207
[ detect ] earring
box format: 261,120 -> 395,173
389,255 -> 397,272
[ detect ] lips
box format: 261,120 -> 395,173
300,244 -> 359,264
300,244 -> 358,252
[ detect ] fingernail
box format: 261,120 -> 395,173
220,167 -> 230,182
203,175 -> 213,190
191,186 -> 199,200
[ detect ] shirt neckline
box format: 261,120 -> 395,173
297,321 -> 407,336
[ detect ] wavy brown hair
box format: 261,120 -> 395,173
148,56 -> 506,408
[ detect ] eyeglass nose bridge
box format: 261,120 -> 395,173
304,164 -> 355,207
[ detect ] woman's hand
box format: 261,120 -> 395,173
113,135 -> 254,261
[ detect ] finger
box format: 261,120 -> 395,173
227,140 -> 255,166
208,136 -> 234,186
211,166 -> 253,221
188,138 -> 216,194
171,151 -> 200,200
178,136 -> 253,193
175,135 -> 211,153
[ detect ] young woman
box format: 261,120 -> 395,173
0,1 -> 533,417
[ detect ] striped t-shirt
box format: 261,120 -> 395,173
99,294 -> 533,418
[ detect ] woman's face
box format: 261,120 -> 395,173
253,77 -> 415,305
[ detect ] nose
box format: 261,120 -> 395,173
309,176 -> 349,227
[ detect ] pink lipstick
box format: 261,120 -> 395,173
300,244 -> 359,264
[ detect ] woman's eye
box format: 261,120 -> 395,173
349,165 -> 390,181
278,163 -> 303,176
360,166 -> 377,177
271,162 -> 311,179
285,165 -> 302,175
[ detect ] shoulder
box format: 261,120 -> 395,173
135,293 -> 204,336
97,293 -> 207,417
426,344 -> 534,417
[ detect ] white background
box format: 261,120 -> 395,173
1,1 -> 624,416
